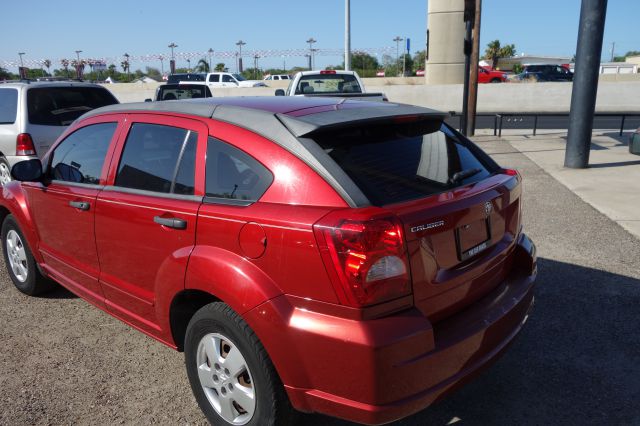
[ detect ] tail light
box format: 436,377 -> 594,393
320,70 -> 337,74
314,208 -> 411,307
16,133 -> 36,156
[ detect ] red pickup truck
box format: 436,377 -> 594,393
478,66 -> 508,83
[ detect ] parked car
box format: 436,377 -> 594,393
521,64 -> 574,82
0,81 -> 118,185
167,73 -> 206,83
263,74 -> 291,81
2,97 -> 536,425
478,66 -> 508,83
630,128 -> 640,155
149,83 -> 213,101
276,70 -> 387,101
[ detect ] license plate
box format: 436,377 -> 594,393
455,218 -> 491,261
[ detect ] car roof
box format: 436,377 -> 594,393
0,81 -> 107,89
83,97 -> 446,136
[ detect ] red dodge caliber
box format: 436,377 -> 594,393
1,97 -> 536,425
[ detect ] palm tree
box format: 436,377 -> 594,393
214,63 -> 226,72
60,59 -> 70,78
43,59 -> 51,76
484,40 -> 501,69
195,58 -> 209,73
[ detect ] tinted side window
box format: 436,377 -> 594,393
50,122 -> 117,185
27,87 -> 117,126
0,89 -> 18,124
205,137 -> 273,202
222,75 -> 235,83
209,75 -> 220,82
115,123 -> 197,194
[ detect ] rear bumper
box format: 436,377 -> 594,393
244,233 -> 537,425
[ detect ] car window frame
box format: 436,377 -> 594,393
42,114 -> 125,188
103,113 -> 208,199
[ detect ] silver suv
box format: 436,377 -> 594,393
0,81 -> 118,184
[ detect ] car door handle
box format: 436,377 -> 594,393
69,200 -> 90,211
153,216 -> 187,230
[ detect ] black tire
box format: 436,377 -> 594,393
490,78 -> 502,83
184,302 -> 295,426
1,215 -> 55,295
0,157 -> 12,185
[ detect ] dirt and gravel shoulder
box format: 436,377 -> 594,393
1,137 -> 639,425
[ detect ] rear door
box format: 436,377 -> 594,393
313,121 -> 522,322
26,115 -> 123,305
94,114 -> 206,334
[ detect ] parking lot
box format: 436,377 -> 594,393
1,136 -> 639,425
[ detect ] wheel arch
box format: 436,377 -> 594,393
0,184 -> 42,264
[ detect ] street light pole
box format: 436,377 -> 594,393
236,40 -> 246,73
393,36 -> 403,76
208,48 -> 214,71
168,43 -> 178,74
306,38 -> 317,69
18,52 -> 25,68
124,53 -> 130,82
75,50 -> 83,79
345,0 -> 351,71
187,58 -> 191,72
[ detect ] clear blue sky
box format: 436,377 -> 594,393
1,0 -> 638,72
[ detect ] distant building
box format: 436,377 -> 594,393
625,55 -> 640,66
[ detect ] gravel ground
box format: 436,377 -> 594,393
1,137 -> 639,425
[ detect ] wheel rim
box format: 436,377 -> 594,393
196,333 -> 256,425
6,230 -> 28,282
0,162 -> 12,185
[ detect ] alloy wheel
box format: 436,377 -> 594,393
6,230 -> 28,282
196,333 -> 256,425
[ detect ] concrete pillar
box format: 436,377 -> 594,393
425,0 -> 466,84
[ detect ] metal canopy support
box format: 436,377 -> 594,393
564,0 -> 608,168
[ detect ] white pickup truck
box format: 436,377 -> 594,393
275,70 -> 387,101
204,72 -> 266,88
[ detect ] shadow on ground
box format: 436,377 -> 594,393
301,257 -> 640,425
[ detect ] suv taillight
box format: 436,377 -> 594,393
314,208 -> 411,307
16,133 -> 36,156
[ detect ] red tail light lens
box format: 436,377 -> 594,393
502,168 -> 519,177
314,209 -> 411,307
16,133 -> 36,156
319,70 -> 337,74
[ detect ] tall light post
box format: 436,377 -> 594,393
282,55 -> 286,72
168,42 -> 178,74
236,40 -> 246,73
208,48 -> 214,70
393,36 -> 403,76
159,55 -> 164,75
187,58 -> 191,72
254,55 -> 260,79
75,50 -> 83,79
124,53 -> 130,81
306,37 -> 317,69
345,0 -> 351,70
18,52 -> 25,78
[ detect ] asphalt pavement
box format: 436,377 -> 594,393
1,137 -> 639,425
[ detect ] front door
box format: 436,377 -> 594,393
26,117 -> 122,305
94,114 -> 207,335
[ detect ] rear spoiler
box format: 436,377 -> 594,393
276,103 -> 448,137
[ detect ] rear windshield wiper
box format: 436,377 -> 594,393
448,168 -> 481,185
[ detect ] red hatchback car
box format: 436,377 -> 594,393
1,97 -> 536,425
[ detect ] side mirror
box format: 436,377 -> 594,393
11,159 -> 43,182
275,89 -> 285,96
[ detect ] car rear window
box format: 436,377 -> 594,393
295,74 -> 362,95
0,88 -> 18,124
27,87 -> 118,126
167,73 -> 205,83
313,121 -> 497,206
158,85 -> 209,100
